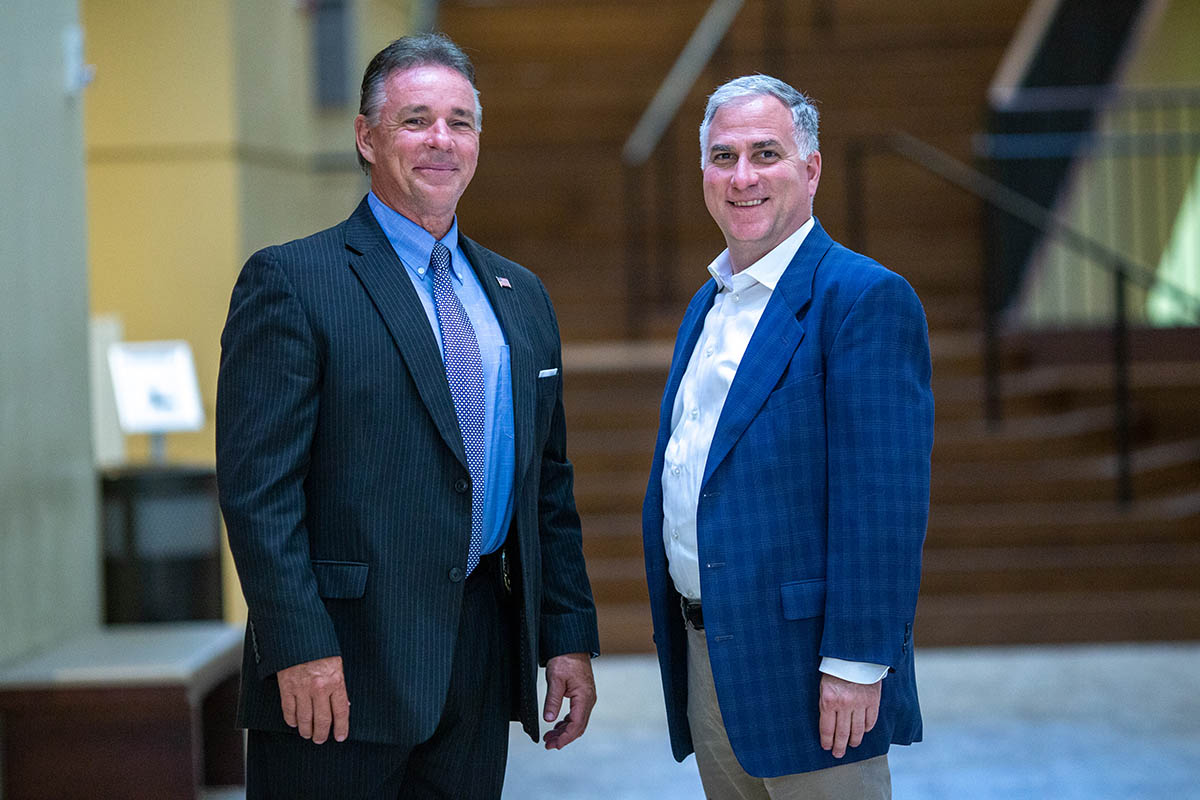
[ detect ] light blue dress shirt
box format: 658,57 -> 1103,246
367,192 -> 516,555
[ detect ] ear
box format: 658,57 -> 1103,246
806,151 -> 821,198
354,115 -> 376,167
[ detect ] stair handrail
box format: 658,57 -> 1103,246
878,131 -> 1200,318
621,0 -> 744,166
846,130 -> 1200,508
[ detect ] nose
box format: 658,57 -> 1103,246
426,118 -> 453,150
730,155 -> 757,190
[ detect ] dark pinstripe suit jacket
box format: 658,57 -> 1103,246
216,197 -> 599,747
642,220 -> 933,777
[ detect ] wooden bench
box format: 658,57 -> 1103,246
0,622 -> 244,800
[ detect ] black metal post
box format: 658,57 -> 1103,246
1113,269 -> 1133,506
977,154 -> 1004,428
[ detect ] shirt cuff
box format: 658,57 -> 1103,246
820,657 -> 888,684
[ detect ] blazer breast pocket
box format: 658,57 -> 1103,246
311,560 -> 369,599
535,369 -> 558,415
765,371 -> 824,410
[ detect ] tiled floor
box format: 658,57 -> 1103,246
206,642 -> 1200,799
501,643 -> 1200,799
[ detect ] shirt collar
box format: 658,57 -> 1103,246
367,191 -> 464,283
706,216 -> 816,293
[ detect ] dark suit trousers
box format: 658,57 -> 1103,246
246,553 -> 514,799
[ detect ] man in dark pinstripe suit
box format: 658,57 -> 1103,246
216,33 -> 599,798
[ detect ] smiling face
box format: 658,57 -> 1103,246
354,64 -> 479,238
702,94 -> 821,272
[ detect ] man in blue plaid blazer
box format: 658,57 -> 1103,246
642,75 -> 933,798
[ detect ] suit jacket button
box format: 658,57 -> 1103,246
454,478 -> 469,494
448,567 -> 464,582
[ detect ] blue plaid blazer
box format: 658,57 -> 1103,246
642,219 -> 933,777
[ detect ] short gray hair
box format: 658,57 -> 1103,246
356,33 -> 483,175
698,74 -> 819,168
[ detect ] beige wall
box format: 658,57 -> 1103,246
0,0 -> 100,663
83,0 -> 242,465
82,0 -> 415,621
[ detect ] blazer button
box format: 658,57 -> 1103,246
448,567 -> 465,582
454,478 -> 469,494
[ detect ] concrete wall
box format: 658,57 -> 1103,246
0,0 -> 100,663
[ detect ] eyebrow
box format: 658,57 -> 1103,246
708,138 -> 784,155
395,104 -> 475,120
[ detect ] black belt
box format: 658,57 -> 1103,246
681,597 -> 704,630
466,548 -> 513,596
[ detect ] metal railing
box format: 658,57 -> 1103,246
621,0 -> 819,334
845,97 -> 1200,505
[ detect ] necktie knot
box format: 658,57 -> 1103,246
430,242 -> 452,276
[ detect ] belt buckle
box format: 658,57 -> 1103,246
500,548 -> 512,595
680,597 -> 703,629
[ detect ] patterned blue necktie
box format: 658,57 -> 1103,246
429,242 -> 485,576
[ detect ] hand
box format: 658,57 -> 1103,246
541,652 -> 596,750
276,655 -> 350,744
818,673 -> 880,758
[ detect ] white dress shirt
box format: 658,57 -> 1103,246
661,218 -> 886,685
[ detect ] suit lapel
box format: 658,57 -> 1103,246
659,281 -> 719,434
460,236 -> 536,482
343,199 -> 468,468
700,221 -> 832,489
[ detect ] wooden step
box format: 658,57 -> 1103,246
932,438 -> 1200,504
594,601 -> 655,654
584,555 -> 647,604
915,589 -> 1200,646
926,491 -> 1200,547
934,405 -> 1129,462
920,541 -> 1200,594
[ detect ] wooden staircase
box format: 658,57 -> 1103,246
440,0 -> 1200,652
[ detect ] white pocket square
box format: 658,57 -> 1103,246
538,368 -> 559,378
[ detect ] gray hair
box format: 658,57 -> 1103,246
356,33 -> 483,175
698,74 -> 819,168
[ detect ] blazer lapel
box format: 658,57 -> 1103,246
700,220 -> 833,489
659,281 -> 719,434
343,199 -> 468,468
459,236 -> 536,482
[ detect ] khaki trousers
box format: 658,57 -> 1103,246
686,625 -> 891,800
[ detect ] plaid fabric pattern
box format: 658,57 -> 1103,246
643,219 -> 933,778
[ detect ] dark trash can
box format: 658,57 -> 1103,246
101,466 -> 223,623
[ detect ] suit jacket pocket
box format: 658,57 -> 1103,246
765,371 -> 824,410
311,560 -> 369,599
535,368 -> 558,423
780,578 -> 825,620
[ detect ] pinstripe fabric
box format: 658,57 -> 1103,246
217,197 -> 599,752
642,219 -> 934,778
245,566 -> 513,798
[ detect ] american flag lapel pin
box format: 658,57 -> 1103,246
496,276 -> 512,289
